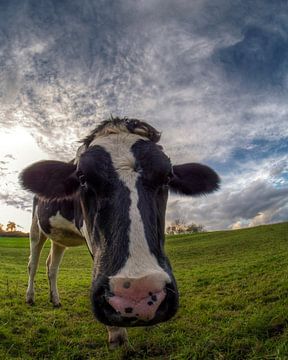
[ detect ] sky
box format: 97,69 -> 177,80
0,0 -> 287,232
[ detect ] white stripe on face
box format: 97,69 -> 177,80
80,220 -> 93,255
90,134 -> 170,281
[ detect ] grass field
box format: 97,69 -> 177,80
0,222 -> 288,359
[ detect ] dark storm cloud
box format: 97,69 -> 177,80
167,179 -> 288,230
219,180 -> 288,220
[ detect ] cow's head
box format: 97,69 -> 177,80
20,118 -> 220,327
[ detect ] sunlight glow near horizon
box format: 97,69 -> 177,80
0,126 -> 48,166
0,126 -> 49,231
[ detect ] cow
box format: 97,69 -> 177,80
20,118 -> 220,348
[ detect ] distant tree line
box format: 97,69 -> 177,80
0,221 -> 28,238
166,219 -> 205,235
0,221 -> 17,232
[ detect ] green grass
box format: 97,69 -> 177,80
1,222 -> 288,359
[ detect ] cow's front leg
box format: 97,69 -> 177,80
107,326 -> 128,349
26,222 -> 46,305
46,242 -> 66,307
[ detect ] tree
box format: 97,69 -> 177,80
186,223 -> 205,233
166,219 -> 188,234
0,224 -> 4,232
166,219 -> 205,235
6,221 -> 16,232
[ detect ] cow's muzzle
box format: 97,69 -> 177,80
91,274 -> 178,327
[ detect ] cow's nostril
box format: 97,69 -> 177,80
125,307 -> 133,313
123,281 -> 131,289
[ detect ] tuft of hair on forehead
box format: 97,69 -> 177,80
81,117 -> 161,147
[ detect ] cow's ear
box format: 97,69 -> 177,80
169,163 -> 220,196
20,160 -> 79,199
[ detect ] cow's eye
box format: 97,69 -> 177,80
76,170 -> 88,188
134,163 -> 143,175
165,171 -> 174,185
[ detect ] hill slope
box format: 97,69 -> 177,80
0,222 -> 288,359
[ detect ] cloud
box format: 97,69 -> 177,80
213,26 -> 288,89
220,181 -> 288,220
4,154 -> 16,160
230,221 -> 243,230
166,161 -> 288,230
0,189 -> 32,211
0,0 -> 287,229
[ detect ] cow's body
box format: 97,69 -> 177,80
21,118 -> 220,348
35,198 -> 84,245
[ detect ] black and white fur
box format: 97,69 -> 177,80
20,118 -> 220,348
